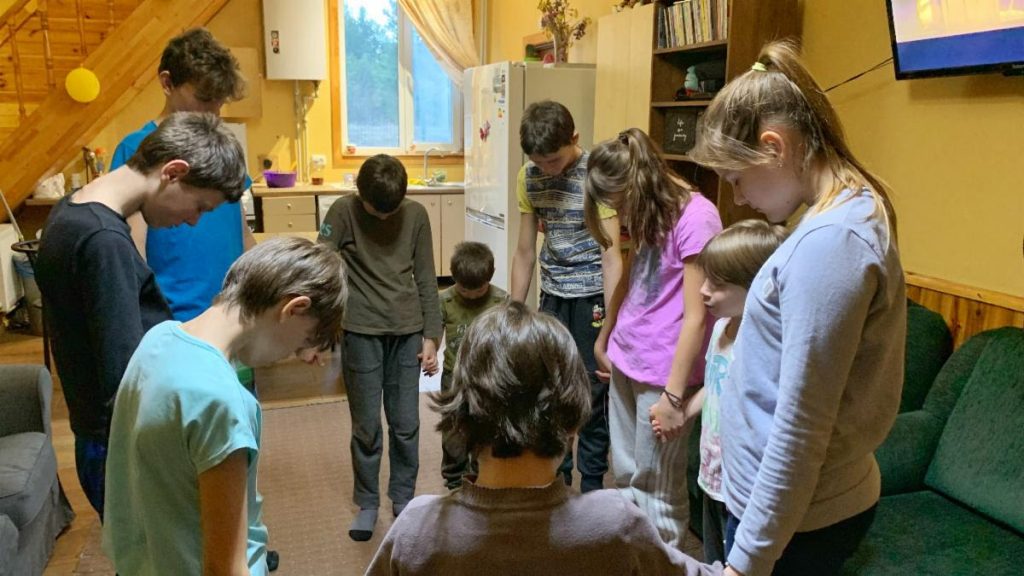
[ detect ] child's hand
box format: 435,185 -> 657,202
419,338 -> 439,376
649,393 -> 687,443
594,339 -> 613,383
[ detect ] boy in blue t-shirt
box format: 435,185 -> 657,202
102,237 -> 347,576
110,27 -> 253,322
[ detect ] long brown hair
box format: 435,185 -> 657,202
690,40 -> 897,237
584,128 -> 696,250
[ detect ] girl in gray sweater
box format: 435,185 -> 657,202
690,39 -> 905,576
366,302 -> 720,576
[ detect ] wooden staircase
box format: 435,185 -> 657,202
0,0 -> 232,211
1,0 -> 142,143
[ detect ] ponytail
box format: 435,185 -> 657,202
585,128 -> 695,250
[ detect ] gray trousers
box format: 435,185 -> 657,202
609,367 -> 694,551
342,331 -> 421,509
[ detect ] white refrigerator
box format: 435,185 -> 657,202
463,62 -> 596,306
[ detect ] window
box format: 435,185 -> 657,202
339,0 -> 462,155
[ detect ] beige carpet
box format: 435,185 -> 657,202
74,395 -> 448,576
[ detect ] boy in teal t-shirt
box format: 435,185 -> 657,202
102,238 -> 348,576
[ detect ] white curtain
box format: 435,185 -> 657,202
398,0 -> 480,87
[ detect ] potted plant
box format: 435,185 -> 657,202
538,0 -> 592,63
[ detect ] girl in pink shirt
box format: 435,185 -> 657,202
584,128 -> 722,549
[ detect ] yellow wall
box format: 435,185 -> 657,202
485,0 -> 612,64
802,0 -> 1023,296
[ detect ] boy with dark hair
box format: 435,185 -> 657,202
318,154 -> 442,541
36,112 -> 247,516
111,27 -> 254,322
510,100 -> 623,492
103,237 -> 347,576
437,241 -> 507,489
366,302 -> 721,576
357,154 -> 408,214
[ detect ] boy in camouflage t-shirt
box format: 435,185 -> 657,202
438,242 -> 507,489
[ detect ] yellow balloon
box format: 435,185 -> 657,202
65,67 -> 100,103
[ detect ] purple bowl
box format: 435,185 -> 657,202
264,170 -> 297,188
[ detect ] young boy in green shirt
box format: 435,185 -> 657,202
437,242 -> 507,489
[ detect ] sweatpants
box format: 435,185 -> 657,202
342,331 -> 421,510
439,369 -> 476,489
74,435 -> 108,518
609,366 -> 695,550
539,291 -> 610,491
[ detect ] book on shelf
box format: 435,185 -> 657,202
657,0 -> 729,50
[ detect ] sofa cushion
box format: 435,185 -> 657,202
844,491 -> 1024,575
0,432 -> 55,528
901,301 -> 952,412
925,327 -> 1024,534
0,513 -> 17,576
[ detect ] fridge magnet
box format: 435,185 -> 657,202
479,120 -> 491,142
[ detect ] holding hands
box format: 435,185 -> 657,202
650,388 -> 703,443
419,338 -> 439,376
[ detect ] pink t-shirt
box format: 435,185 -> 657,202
608,193 -> 721,387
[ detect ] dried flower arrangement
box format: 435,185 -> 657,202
538,0 -> 592,63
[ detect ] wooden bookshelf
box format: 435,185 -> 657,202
651,100 -> 713,108
648,0 -> 800,226
653,39 -> 728,55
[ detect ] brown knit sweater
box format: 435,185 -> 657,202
365,480 -> 722,575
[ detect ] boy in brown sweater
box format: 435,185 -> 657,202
318,154 -> 441,541
366,303 -> 721,576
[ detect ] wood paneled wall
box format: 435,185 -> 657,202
906,273 -> 1024,349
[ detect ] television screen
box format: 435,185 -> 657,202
886,1 -> 1024,79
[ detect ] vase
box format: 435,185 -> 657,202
552,34 -> 569,63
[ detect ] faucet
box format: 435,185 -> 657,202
423,147 -> 444,182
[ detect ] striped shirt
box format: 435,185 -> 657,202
517,151 -> 614,298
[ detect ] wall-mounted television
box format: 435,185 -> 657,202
886,1 -> 1024,79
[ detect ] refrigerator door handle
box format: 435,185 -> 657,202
466,207 -> 505,230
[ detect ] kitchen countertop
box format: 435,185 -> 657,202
253,231 -> 319,243
251,183 -> 464,198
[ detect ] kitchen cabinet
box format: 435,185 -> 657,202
409,193 -> 465,277
440,194 -> 465,277
262,195 -> 317,233
252,185 -> 464,276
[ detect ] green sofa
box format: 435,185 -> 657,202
843,326 -> 1024,575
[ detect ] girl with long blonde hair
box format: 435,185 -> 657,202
690,39 -> 906,575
